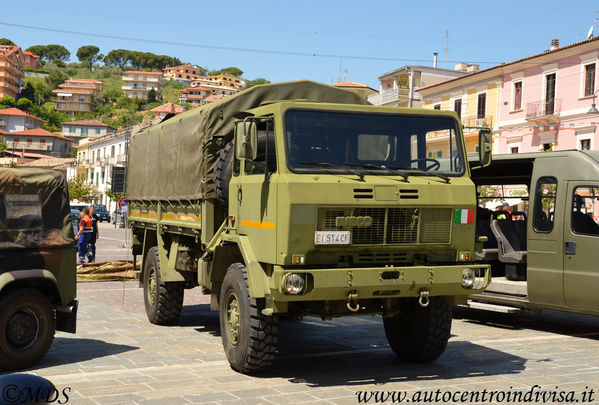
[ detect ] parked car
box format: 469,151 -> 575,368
93,205 -> 110,222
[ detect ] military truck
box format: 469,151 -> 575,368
127,81 -> 492,373
0,168 -> 77,369
469,151 -> 599,316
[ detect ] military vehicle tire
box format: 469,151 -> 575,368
219,263 -> 278,373
0,288 -> 55,370
383,297 -> 451,363
215,141 -> 234,208
143,246 -> 184,325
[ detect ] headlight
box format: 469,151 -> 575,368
284,273 -> 304,295
462,268 -> 474,288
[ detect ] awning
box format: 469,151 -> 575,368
56,93 -> 72,97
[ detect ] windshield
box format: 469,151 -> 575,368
284,110 -> 464,176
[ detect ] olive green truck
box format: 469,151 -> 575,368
0,168 -> 77,370
127,81 -> 492,373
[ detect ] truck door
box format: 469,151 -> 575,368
237,119 -> 278,264
527,173 -> 565,307
563,182 -> 599,311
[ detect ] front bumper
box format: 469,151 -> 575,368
56,299 -> 78,333
271,264 -> 490,302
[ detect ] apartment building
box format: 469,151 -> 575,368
496,37 -> 599,154
333,81 -> 378,100
0,45 -> 23,99
53,79 -> 104,115
178,86 -> 213,105
206,73 -> 247,89
62,119 -> 115,140
150,102 -> 186,120
21,51 -> 41,70
369,64 -> 472,107
1,128 -> 72,158
0,107 -> 45,132
122,71 -> 162,100
418,65 -> 502,153
163,64 -> 204,83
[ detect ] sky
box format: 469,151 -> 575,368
0,0 -> 597,88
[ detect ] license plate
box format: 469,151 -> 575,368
314,231 -> 350,245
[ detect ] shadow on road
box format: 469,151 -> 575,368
16,338 -> 138,372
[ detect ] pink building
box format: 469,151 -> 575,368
497,37 -> 599,154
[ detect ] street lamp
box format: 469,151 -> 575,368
589,89 -> 599,114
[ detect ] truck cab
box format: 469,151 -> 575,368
470,151 -> 599,316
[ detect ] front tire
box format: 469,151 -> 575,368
0,289 -> 55,370
143,246 -> 184,325
383,297 -> 451,363
219,263 -> 278,373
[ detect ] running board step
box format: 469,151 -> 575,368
464,300 -> 522,314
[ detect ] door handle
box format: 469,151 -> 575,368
237,185 -> 242,202
564,241 -> 576,255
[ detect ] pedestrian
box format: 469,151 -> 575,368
88,205 -> 100,262
74,208 -> 94,264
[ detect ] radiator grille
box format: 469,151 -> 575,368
317,207 -> 452,245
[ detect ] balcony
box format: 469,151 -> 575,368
368,87 -> 410,106
462,115 -> 493,128
525,99 -> 561,124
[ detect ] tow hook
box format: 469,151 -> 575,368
346,291 -> 360,312
418,289 -> 430,308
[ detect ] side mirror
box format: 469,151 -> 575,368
478,128 -> 492,168
235,120 -> 257,160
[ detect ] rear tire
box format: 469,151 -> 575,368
219,263 -> 278,373
0,289 -> 55,370
383,297 -> 451,362
143,246 -> 184,325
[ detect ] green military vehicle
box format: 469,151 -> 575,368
127,81 -> 492,373
469,151 -> 599,316
0,168 -> 77,369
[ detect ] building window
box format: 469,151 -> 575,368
433,104 -> 441,110
580,138 -> 591,151
12,138 -> 19,147
511,146 -> 519,154
26,139 -> 32,147
453,99 -> 462,119
82,127 -> 88,136
111,145 -> 115,157
545,73 -> 556,115
96,128 -> 101,135
584,63 -> 596,97
40,139 -> 45,149
477,93 -> 486,119
513,81 -> 522,110
69,127 -> 75,134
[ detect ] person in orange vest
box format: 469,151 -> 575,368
75,208 -> 94,264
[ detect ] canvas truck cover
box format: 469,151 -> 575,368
0,168 -> 74,251
127,80 -> 370,201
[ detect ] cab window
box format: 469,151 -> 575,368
533,177 -> 557,233
571,186 -> 599,236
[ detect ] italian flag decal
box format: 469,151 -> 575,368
455,209 -> 474,224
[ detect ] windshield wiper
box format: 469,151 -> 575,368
343,163 -> 408,181
389,166 -> 450,183
299,162 -> 365,181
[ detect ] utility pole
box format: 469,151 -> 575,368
444,30 -> 449,68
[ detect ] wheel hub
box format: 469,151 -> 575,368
7,308 -> 39,350
225,291 -> 241,346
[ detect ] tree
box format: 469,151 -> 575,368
245,78 -> 270,88
0,140 -> 7,153
16,98 -> 33,111
25,45 -> 47,59
104,49 -> 129,69
105,184 -> 123,203
44,69 -> 68,91
19,82 -> 35,102
44,44 -> 70,63
0,96 -> 15,108
0,38 -> 15,46
67,175 -> 96,201
76,45 -> 102,70
208,67 -> 243,77
147,88 -> 157,103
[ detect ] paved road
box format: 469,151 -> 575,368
93,222 -> 131,262
13,281 -> 599,404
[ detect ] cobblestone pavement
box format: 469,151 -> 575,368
93,222 -> 131,262
14,281 -> 599,404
